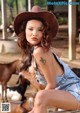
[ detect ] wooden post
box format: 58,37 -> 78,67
1,0 -> 7,40
68,0 -> 76,60
25,0 -> 28,11
28,0 -> 31,11
28,0 -> 34,11
15,0 -> 19,14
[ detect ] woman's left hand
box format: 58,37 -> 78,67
19,70 -> 45,90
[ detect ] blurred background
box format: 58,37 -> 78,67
0,0 -> 80,64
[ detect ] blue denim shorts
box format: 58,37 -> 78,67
56,70 -> 80,101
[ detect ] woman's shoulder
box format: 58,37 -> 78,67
33,46 -> 46,57
33,46 -> 46,65
33,46 -> 55,62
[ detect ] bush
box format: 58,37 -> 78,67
58,17 -> 68,25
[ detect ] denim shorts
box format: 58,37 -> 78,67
56,70 -> 80,101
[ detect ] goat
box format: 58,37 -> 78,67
7,75 -> 30,101
0,59 -> 22,102
5,76 -> 32,113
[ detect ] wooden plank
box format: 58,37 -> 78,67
68,0 -> 76,60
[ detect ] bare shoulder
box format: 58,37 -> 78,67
33,46 -> 49,65
33,46 -> 45,57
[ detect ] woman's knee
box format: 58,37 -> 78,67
34,90 -> 47,107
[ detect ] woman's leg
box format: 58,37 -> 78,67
33,89 -> 80,113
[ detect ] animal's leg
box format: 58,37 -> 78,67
4,85 -> 8,102
2,84 -> 8,102
2,85 -> 5,102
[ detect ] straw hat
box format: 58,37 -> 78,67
14,5 -> 58,38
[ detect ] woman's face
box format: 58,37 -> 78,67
25,19 -> 44,46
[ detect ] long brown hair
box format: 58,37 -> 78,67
17,18 -> 52,70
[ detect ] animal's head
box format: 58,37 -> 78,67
16,74 -> 30,87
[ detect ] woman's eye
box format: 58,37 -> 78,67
28,28 -> 33,31
38,29 -> 43,32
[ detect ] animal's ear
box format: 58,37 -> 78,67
18,73 -> 30,85
16,75 -> 22,84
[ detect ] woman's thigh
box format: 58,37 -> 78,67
36,89 -> 80,110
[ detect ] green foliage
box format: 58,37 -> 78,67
34,0 -> 47,7
58,17 -> 68,25
0,0 -> 1,10
7,0 -> 15,8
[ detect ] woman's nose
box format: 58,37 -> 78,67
32,30 -> 37,36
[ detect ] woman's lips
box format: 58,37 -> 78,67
32,37 -> 38,40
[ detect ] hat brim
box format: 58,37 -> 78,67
14,12 -> 58,38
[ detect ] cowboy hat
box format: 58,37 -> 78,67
14,5 -> 58,38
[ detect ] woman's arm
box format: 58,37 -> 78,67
33,47 -> 56,90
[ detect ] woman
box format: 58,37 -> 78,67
14,5 -> 80,113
